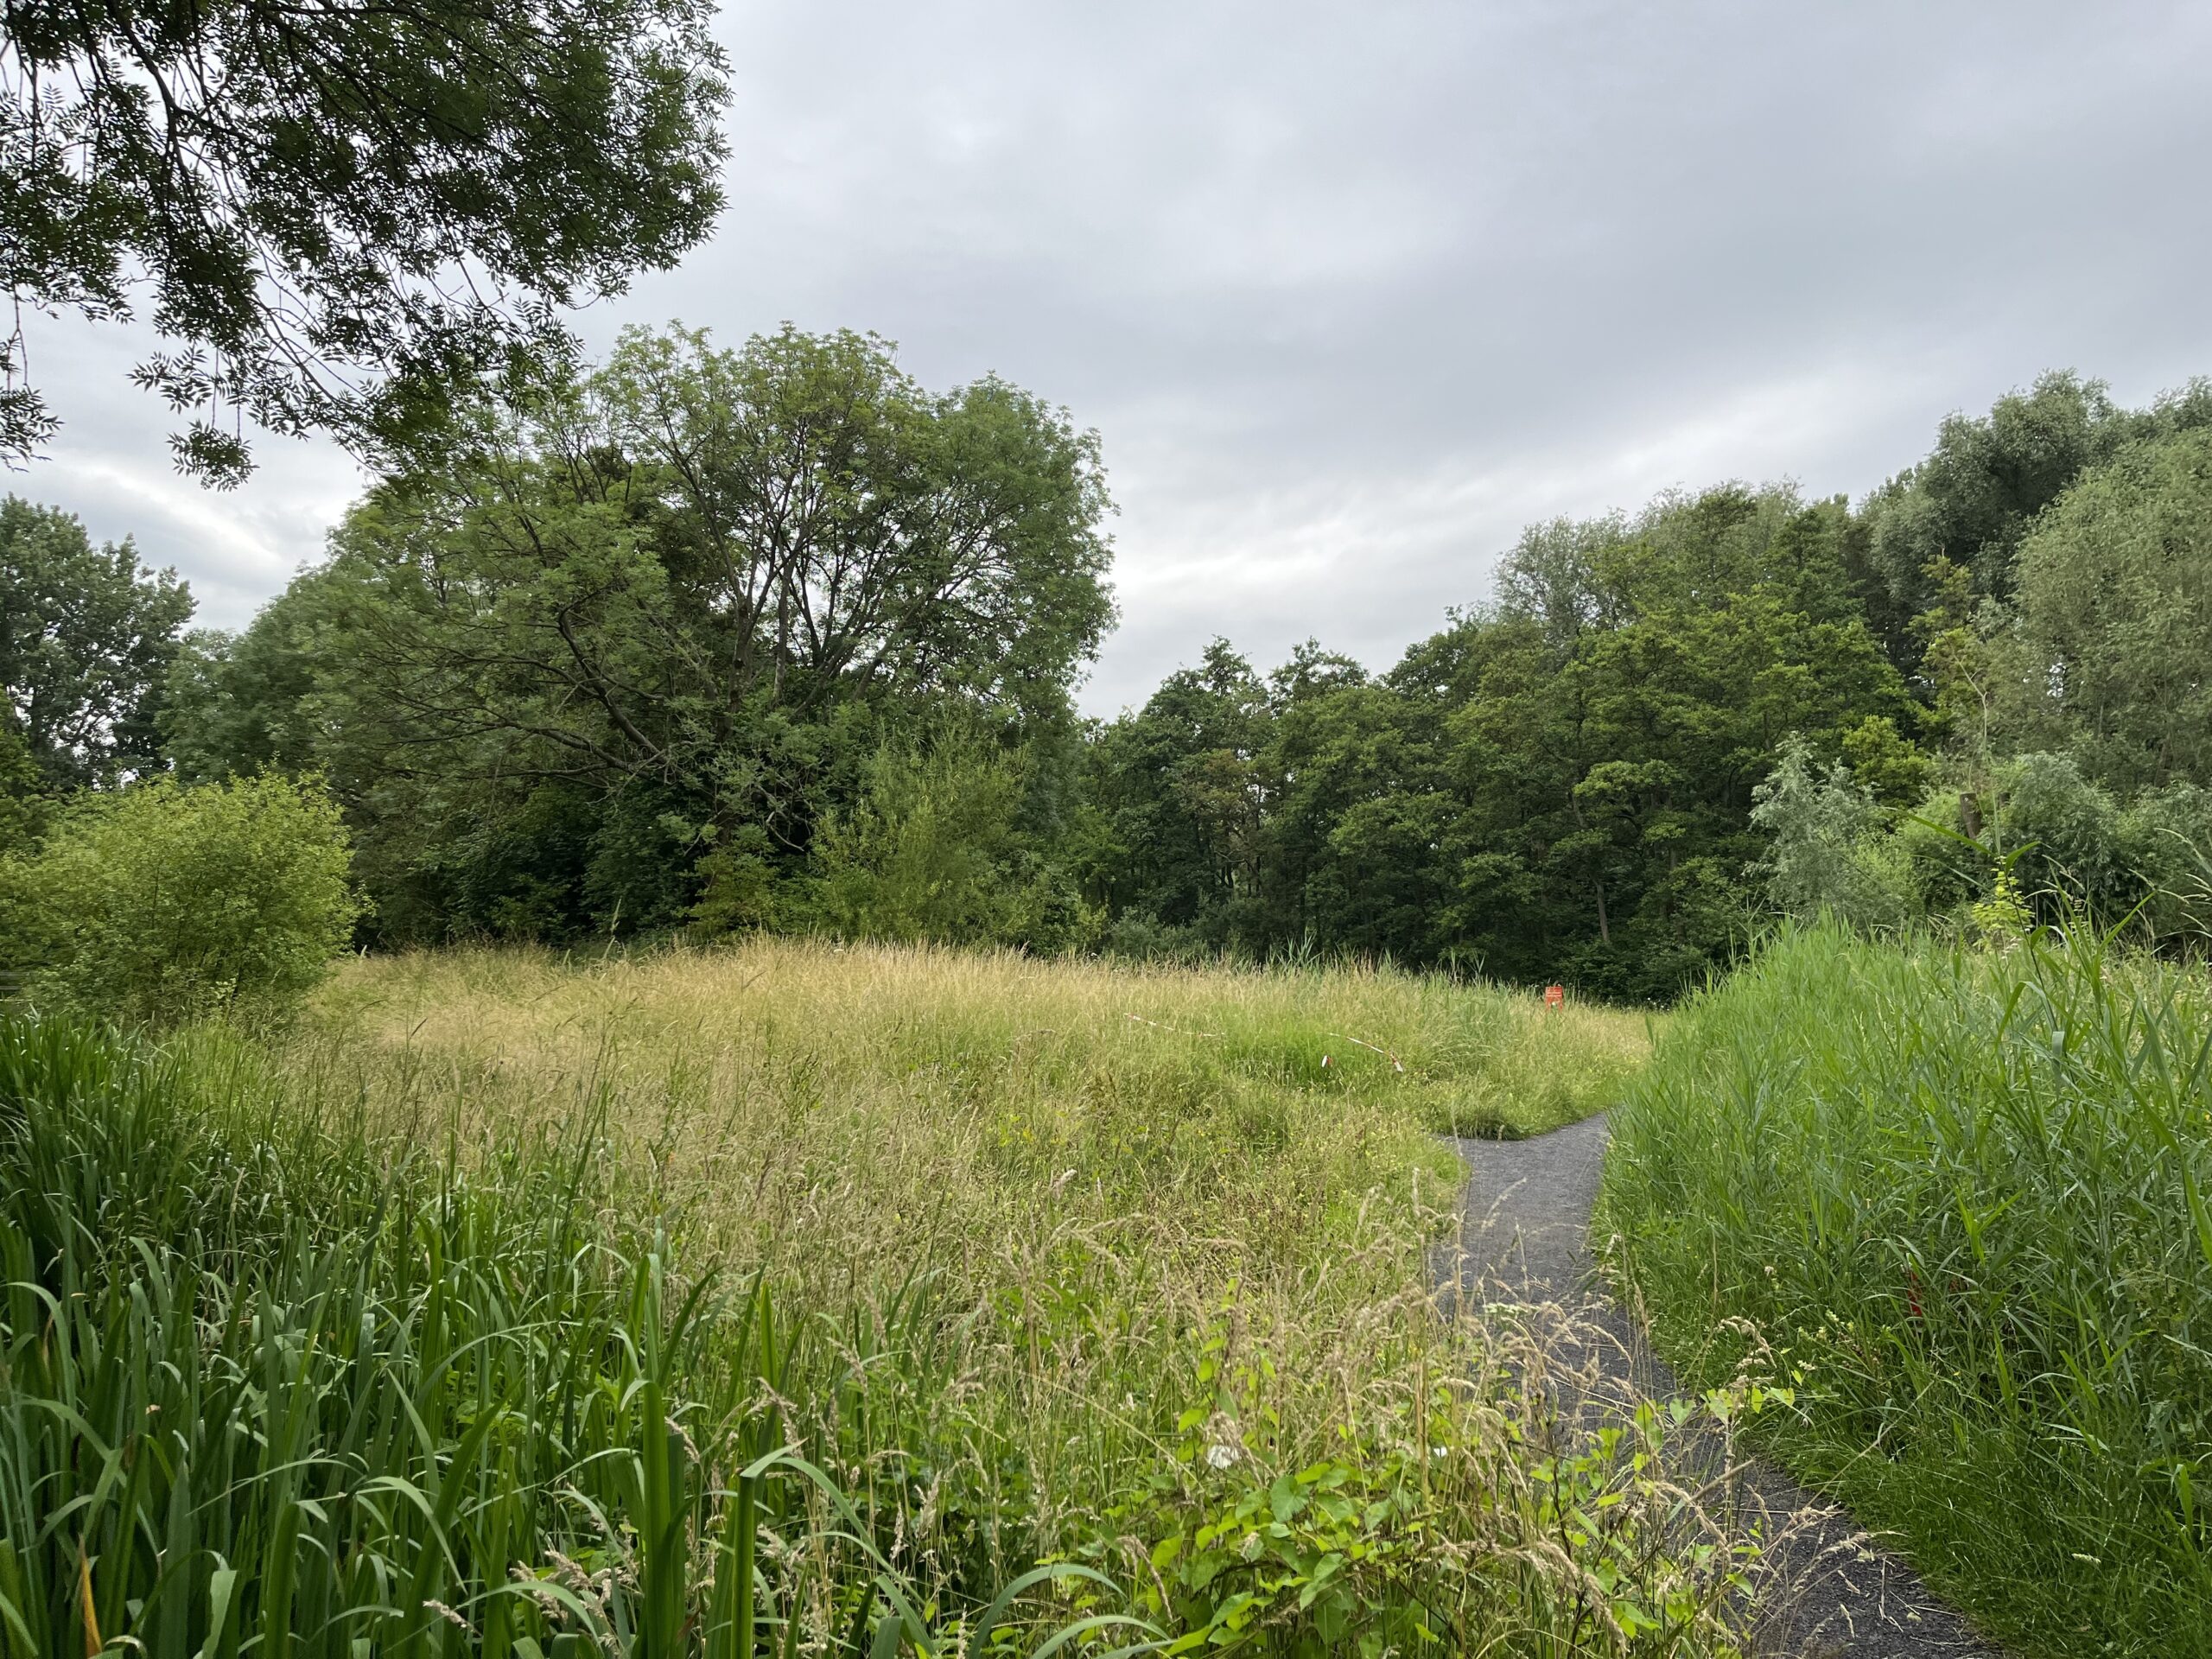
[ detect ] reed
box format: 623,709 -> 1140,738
0,1017 -> 1038,1656
1603,921 -> 2212,1656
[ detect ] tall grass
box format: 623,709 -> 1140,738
308,936 -> 1651,1144
1601,922 -> 2212,1656
4,944 -> 1756,1655
0,1017 -> 1078,1656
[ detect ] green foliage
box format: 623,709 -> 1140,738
1839,714 -> 1932,805
802,728 -> 1097,951
0,497 -> 193,786
1999,425 -> 2212,793
0,720 -> 43,851
1857,372 -> 2212,672
1604,925 -> 2212,1654
1766,744 -> 2212,948
2,774 -> 360,1023
1068,375 -> 2212,990
162,593 -> 325,785
2115,782 -> 2212,947
136,357 -> 2212,988
1082,639 -> 1273,948
1103,1297 -> 1764,1656
1085,487 -> 1912,997
0,0 -> 728,480
1963,865 -> 2031,944
0,1016 -> 1139,1657
1863,371 -> 2133,632
181,326 -> 1114,945
1991,751 -> 2124,917
1893,789 -> 1990,917
1748,739 -> 1913,931
0,945 -> 1714,1656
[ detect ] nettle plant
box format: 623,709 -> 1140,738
1077,1294 -> 1770,1657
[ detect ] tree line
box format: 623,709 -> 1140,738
6,341 -> 2211,1000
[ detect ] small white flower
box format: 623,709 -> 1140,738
1205,1442 -> 1239,1470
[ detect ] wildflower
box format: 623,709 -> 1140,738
1205,1442 -> 1240,1470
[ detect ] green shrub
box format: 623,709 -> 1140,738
802,728 -> 1098,951
0,772 -> 360,1023
1749,738 -> 1915,931
2117,780 -> 2212,948
1995,750 -> 2128,919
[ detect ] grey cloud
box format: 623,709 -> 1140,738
15,0 -> 2212,707
10,315 -> 365,630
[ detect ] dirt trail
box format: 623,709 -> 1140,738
1439,1113 -> 1999,1659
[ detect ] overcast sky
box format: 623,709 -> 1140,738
15,0 -> 2212,714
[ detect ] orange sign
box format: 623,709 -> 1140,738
1543,984 -> 1565,1009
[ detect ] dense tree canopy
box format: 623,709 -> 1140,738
0,0 -> 728,480
167,325 -> 1116,940
13,357 -> 2212,996
1996,426 -> 2212,794
1079,486 -> 1917,997
1065,376 -> 2212,992
0,496 -> 192,788
1857,372 -> 2212,679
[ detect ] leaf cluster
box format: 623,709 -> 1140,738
1,0 -> 728,480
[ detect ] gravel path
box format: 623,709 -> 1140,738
1438,1113 -> 1999,1659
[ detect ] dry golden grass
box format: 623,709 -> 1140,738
238,939 -> 1753,1651
313,933 -> 1654,1138
289,939 -> 1657,1529
300,939 -> 1652,1334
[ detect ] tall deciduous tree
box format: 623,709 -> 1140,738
1082,640 -> 1270,946
314,324 -> 1113,792
1077,485 -> 1920,995
1999,426 -> 2212,794
0,495 -> 192,786
1,0 -> 728,481
1859,372 -> 2212,677
171,326 -> 1116,939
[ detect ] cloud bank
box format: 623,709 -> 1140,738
15,0 -> 2212,712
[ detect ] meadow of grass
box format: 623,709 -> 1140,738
0,941 -> 1770,1657
1600,922 -> 2212,1657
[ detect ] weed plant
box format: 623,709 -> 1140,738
4,943 -> 1758,1656
1602,922 -> 2212,1656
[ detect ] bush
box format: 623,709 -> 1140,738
1749,739 -> 1915,931
0,772 -> 360,1023
1995,750 -> 2126,919
802,728 -> 1098,951
2119,781 -> 2212,948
